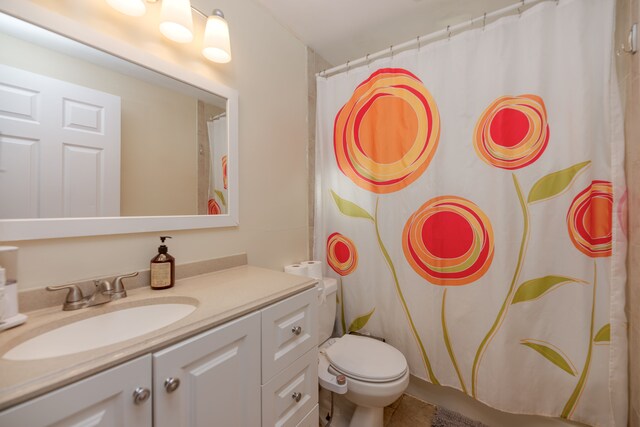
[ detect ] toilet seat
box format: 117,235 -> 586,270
323,334 -> 407,383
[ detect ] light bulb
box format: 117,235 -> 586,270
106,0 -> 146,16
159,0 -> 194,43
202,10 -> 231,63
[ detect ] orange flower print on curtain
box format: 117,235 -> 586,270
403,196 -> 494,286
327,232 -> 358,276
334,68 -> 440,194
208,198 -> 221,215
474,94 -> 549,170
567,181 -> 613,258
222,155 -> 228,190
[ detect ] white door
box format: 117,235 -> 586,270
0,63 -> 121,219
153,312 -> 261,427
0,355 -> 152,427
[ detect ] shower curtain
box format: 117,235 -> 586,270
314,1 -> 627,426
207,115 -> 228,215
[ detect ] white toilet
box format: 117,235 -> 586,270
317,279 -> 410,427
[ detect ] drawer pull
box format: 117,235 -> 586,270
291,391 -> 302,402
133,387 -> 150,405
164,377 -> 181,393
291,325 -> 302,335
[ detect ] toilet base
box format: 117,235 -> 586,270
349,405 -> 383,427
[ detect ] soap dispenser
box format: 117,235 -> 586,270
150,236 -> 175,289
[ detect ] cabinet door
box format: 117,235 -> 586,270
262,288 -> 317,383
0,355 -> 151,427
153,312 -> 261,427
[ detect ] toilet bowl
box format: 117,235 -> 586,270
317,279 -> 409,427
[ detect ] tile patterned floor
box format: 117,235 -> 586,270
384,394 -> 437,426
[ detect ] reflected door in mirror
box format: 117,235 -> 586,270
0,64 -> 121,219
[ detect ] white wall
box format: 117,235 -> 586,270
0,0 -> 309,290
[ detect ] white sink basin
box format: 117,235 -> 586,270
3,302 -> 197,361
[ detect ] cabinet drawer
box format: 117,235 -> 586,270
296,404 -> 319,427
261,347 -> 318,427
262,288 -> 317,382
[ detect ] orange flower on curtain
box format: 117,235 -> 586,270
403,196 -> 494,286
567,181 -> 613,258
222,155 -> 228,190
474,94 -> 549,170
334,68 -> 440,194
327,232 -> 358,276
208,198 -> 221,215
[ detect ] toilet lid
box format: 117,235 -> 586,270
324,334 -> 407,382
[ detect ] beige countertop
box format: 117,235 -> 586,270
0,265 -> 316,411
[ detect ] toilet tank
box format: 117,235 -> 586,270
318,278 -> 338,344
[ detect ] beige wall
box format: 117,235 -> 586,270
0,0 -> 309,289
618,0 -> 640,423
0,32 -> 198,216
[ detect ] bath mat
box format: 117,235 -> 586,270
431,406 -> 489,427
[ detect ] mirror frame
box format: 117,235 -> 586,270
0,3 -> 239,241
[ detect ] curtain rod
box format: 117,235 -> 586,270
318,0 -> 558,78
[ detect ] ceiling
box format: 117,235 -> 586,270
254,0 -> 519,66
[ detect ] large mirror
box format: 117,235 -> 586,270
0,9 -> 238,240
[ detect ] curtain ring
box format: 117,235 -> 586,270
389,45 -> 394,59
346,60 -> 350,73
482,13 -> 487,31
366,53 -> 370,67
447,25 -> 451,41
416,36 -> 421,51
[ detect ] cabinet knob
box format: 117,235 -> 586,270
164,377 -> 181,393
133,387 -> 150,405
291,325 -> 302,335
291,391 -> 302,402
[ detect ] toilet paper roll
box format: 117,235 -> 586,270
301,260 -> 323,279
284,264 -> 309,277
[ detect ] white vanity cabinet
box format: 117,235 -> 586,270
0,286 -> 318,427
153,311 -> 261,427
0,355 -> 152,427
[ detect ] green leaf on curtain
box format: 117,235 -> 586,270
527,161 -> 591,204
520,340 -> 577,376
512,275 -> 586,304
348,308 -> 375,332
214,190 -> 227,207
330,190 -> 373,220
593,324 -> 610,343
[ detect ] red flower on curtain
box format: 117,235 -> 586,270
403,196 -> 494,286
222,155 -> 228,190
327,232 -> 358,276
208,198 -> 221,215
567,181 -> 613,258
474,94 -> 549,169
334,68 -> 440,194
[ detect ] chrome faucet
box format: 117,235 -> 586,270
46,272 -> 139,311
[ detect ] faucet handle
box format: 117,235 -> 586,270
112,272 -> 139,298
45,284 -> 86,311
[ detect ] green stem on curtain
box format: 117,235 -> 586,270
442,288 -> 467,394
561,261 -> 597,419
340,283 -> 347,334
373,197 -> 440,385
471,173 -> 530,398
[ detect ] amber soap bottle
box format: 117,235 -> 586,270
150,236 -> 175,289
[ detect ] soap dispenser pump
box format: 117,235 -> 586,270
150,236 -> 175,289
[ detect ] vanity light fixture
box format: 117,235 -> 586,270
105,0 -> 232,63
